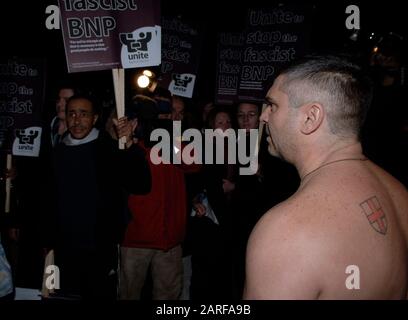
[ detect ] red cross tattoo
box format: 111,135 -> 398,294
360,196 -> 387,235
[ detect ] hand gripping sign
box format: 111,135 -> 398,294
58,0 -> 161,149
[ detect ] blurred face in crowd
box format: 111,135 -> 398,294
203,102 -> 214,122
66,98 -> 98,139
171,96 -> 185,121
237,103 -> 259,132
214,112 -> 232,132
56,88 -> 74,121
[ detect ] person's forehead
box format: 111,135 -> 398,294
67,98 -> 92,110
272,75 -> 284,90
173,99 -> 184,109
238,103 -> 258,113
59,88 -> 74,97
172,95 -> 184,103
266,75 -> 287,101
216,112 -> 230,120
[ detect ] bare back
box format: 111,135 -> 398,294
245,160 -> 408,299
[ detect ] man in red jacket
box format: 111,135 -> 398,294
119,97 -> 199,299
120,149 -> 188,299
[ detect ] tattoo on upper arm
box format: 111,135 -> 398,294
360,196 -> 387,235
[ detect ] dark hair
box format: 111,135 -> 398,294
128,94 -> 158,120
236,100 -> 261,114
128,94 -> 159,146
278,55 -> 373,137
56,80 -> 81,97
153,86 -> 172,100
207,105 -> 234,130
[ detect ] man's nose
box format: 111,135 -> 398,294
73,116 -> 81,124
259,107 -> 269,124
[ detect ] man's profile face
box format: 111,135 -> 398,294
260,75 -> 296,159
237,103 -> 259,132
56,88 -> 74,121
66,98 -> 98,140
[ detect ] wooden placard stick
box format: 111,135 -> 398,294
5,153 -> 12,213
112,68 -> 126,149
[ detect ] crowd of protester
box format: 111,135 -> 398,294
1,34 -> 407,300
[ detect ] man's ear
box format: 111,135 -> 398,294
300,103 -> 324,135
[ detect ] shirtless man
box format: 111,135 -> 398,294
244,55 -> 408,299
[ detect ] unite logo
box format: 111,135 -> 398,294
170,73 -> 196,96
173,74 -> 193,88
12,126 -> 42,157
120,31 -> 152,61
120,26 -> 161,68
15,129 -> 39,145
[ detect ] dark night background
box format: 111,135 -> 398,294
0,0 -> 407,297
1,0 -> 406,105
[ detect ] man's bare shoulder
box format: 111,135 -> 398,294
245,162 -> 408,299
251,194 -> 317,239
366,161 -> 408,210
248,191 -> 335,257
245,196 -> 328,299
253,185 -> 344,236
